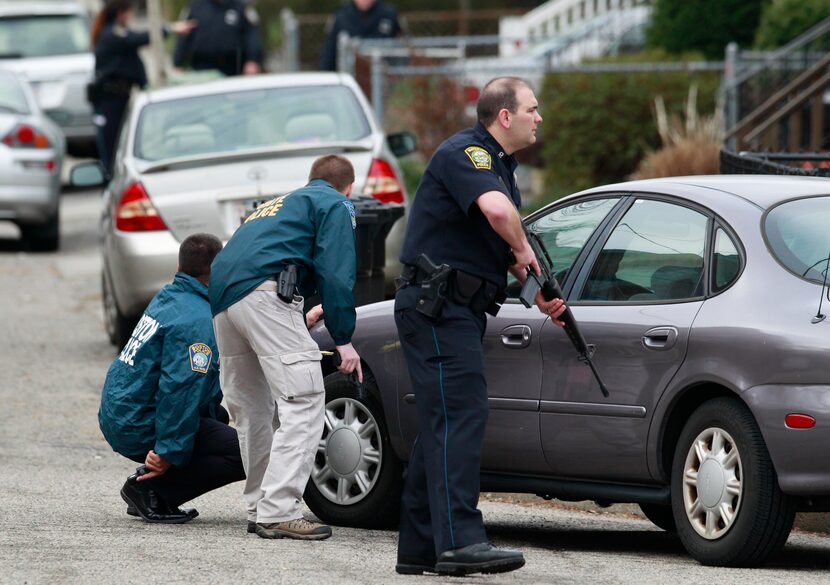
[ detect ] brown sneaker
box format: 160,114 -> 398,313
255,518 -> 332,541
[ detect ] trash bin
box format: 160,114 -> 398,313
351,196 -> 404,306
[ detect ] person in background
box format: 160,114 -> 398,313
320,0 -> 402,71
89,0 -> 195,176
99,234 -> 245,524
173,0 -> 263,76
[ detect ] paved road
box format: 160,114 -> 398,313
1,191 -> 830,584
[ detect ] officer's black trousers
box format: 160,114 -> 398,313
394,285 -> 489,558
128,416 -> 245,508
94,95 -> 129,177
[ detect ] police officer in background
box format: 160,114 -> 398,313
393,77 -> 567,577
209,154 -> 361,541
99,233 -> 246,524
89,0 -> 195,176
173,0 -> 263,76
320,0 -> 402,71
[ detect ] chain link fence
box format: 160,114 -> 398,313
720,150 -> 830,176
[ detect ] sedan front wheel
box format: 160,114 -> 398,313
304,372 -> 402,528
671,397 -> 795,567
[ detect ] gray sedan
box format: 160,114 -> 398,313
0,69 -> 65,250
73,72 -> 413,348
308,175 -> 830,567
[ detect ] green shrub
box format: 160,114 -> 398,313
754,0 -> 830,48
645,0 -> 767,59
538,69 -> 720,193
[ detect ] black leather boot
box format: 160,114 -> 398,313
120,470 -> 198,524
435,542 -> 525,576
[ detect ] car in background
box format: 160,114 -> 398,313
72,72 -> 415,348
306,175 -> 830,567
0,69 -> 65,250
0,1 -> 95,153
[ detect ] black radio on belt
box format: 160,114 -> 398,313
277,265 -> 298,303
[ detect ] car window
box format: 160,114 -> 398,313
579,199 -> 707,302
506,197 -> 619,298
764,196 -> 830,284
0,15 -> 89,58
0,72 -> 30,114
135,85 -> 372,161
712,228 -> 740,293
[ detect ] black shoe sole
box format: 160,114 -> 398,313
395,563 -> 435,575
254,525 -> 332,541
126,506 -> 139,517
120,488 -> 198,525
435,557 -> 525,576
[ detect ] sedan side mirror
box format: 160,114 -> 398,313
387,131 -> 417,158
69,161 -> 106,188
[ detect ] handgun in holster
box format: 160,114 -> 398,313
277,265 -> 298,303
414,254 -> 452,319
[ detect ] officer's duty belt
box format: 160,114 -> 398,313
400,264 -> 504,315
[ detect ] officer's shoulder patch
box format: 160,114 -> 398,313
189,343 -> 212,374
464,146 -> 492,170
342,199 -> 356,230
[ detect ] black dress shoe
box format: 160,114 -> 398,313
395,555 -> 436,575
120,473 -> 198,524
435,542 -> 525,576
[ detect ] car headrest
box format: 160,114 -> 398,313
651,265 -> 702,300
284,113 -> 336,143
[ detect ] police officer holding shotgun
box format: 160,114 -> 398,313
393,77 -> 567,577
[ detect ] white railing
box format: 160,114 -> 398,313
499,0 -> 652,59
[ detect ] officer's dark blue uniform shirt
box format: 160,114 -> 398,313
400,123 -> 520,291
98,273 -> 222,467
320,0 -> 401,71
209,179 -> 357,345
173,0 -> 262,74
94,23 -> 152,88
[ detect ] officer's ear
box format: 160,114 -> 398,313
343,183 -> 354,197
496,107 -> 511,129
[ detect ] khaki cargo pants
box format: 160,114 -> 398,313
213,283 -> 324,523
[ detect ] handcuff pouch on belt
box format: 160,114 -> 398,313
408,254 -> 505,319
276,265 -> 298,303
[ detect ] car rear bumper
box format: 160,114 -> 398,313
744,384 -> 830,496
106,230 -> 179,317
0,171 -> 60,224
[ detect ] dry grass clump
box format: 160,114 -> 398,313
630,85 -> 723,180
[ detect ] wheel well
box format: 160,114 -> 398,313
320,355 -> 380,403
657,383 -> 741,481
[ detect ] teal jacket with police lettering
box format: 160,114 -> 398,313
98,273 -> 222,466
209,178 -> 357,345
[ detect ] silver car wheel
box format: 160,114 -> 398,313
312,397 -> 382,506
682,426 -> 743,540
102,272 -> 118,341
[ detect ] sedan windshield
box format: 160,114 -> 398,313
0,15 -> 90,58
765,195 -> 830,283
135,85 -> 372,161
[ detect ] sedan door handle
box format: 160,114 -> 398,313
642,326 -> 678,350
500,325 -> 532,349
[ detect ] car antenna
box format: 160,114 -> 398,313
811,251 -> 830,324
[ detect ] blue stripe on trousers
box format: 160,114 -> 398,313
431,325 -> 455,549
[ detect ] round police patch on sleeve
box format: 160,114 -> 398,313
342,200 -> 356,230
189,343 -> 213,374
464,146 -> 492,170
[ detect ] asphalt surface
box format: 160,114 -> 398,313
1,190 -> 830,584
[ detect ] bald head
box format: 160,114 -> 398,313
476,77 -> 532,128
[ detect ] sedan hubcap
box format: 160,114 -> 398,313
682,427 -> 743,539
312,397 -> 382,506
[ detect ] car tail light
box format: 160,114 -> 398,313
115,182 -> 168,232
1,124 -> 51,148
363,158 -> 405,204
785,413 -> 816,429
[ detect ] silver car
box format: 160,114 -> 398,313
307,175 -> 830,567
0,1 -> 95,152
75,72 -> 413,347
0,69 -> 65,250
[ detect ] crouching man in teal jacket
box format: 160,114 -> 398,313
99,233 -> 246,524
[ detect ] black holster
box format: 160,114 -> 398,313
277,265 -> 298,303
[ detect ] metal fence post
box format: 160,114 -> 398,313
724,42 -> 739,151
371,49 -> 384,124
281,8 -> 299,72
